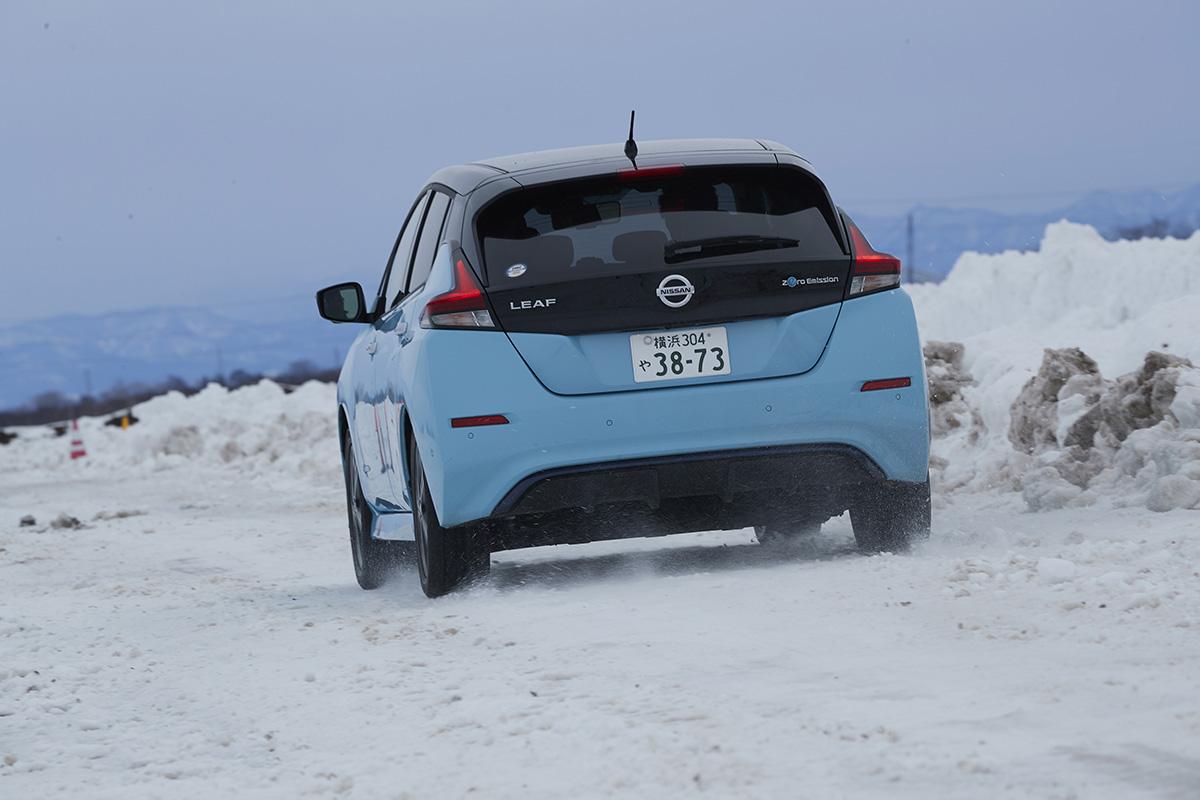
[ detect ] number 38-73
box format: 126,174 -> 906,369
654,347 -> 725,377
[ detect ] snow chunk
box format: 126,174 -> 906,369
1009,347 -> 1103,455
925,340 -> 981,439
1008,350 -> 1200,511
1068,351 -> 1193,449
1036,557 -> 1077,584
1022,467 -> 1089,511
1146,474 -> 1200,513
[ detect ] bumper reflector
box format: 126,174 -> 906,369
860,377 -> 911,392
451,414 -> 509,429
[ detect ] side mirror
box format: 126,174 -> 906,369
316,282 -> 371,323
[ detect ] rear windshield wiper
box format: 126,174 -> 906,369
664,235 -> 800,263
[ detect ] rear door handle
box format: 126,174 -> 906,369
365,339 -> 378,356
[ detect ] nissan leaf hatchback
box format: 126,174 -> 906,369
317,138 -> 930,597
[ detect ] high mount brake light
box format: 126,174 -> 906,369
846,218 -> 902,297
421,256 -> 495,329
617,164 -> 685,181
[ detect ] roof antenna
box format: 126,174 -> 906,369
623,109 -> 638,168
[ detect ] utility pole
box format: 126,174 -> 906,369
79,369 -> 92,419
906,211 -> 915,282
216,345 -> 225,384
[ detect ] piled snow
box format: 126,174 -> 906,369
923,340 -> 983,443
1014,350 -> 1200,511
908,221 -> 1200,375
0,380 -> 340,486
4,222 -> 1198,516
910,222 -> 1200,511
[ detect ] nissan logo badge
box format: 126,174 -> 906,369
655,274 -> 694,308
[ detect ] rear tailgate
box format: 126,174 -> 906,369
474,163 -> 851,394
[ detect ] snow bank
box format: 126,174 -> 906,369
4,222 -> 1197,515
908,221 -> 1200,373
912,222 -> 1200,511
0,381 -> 340,485
910,223 -> 1200,457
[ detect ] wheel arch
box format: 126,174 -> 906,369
337,403 -> 363,485
399,403 -> 416,501
337,403 -> 351,450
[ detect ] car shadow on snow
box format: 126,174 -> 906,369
482,529 -> 862,594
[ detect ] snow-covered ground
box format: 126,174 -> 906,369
4,470 -> 1198,798
2,224 -> 1199,797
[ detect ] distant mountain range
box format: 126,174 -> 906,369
853,183 -> 1200,282
2,183 -> 1198,411
0,296 -> 355,411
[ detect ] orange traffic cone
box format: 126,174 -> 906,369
69,419 -> 87,460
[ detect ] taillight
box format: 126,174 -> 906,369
845,217 -> 901,297
421,255 -> 495,329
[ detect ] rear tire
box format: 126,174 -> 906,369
410,438 -> 490,598
343,437 -> 412,590
850,478 -> 931,553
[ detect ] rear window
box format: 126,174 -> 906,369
476,165 -> 845,283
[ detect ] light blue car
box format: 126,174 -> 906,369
317,137 -> 930,596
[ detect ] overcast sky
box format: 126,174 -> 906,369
3,0 -> 1198,322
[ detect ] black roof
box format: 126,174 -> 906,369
426,138 -> 808,195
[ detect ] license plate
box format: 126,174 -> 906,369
630,326 -> 731,383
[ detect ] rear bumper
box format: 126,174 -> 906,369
407,288 -> 929,528
495,443 -> 882,516
485,444 -> 887,549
